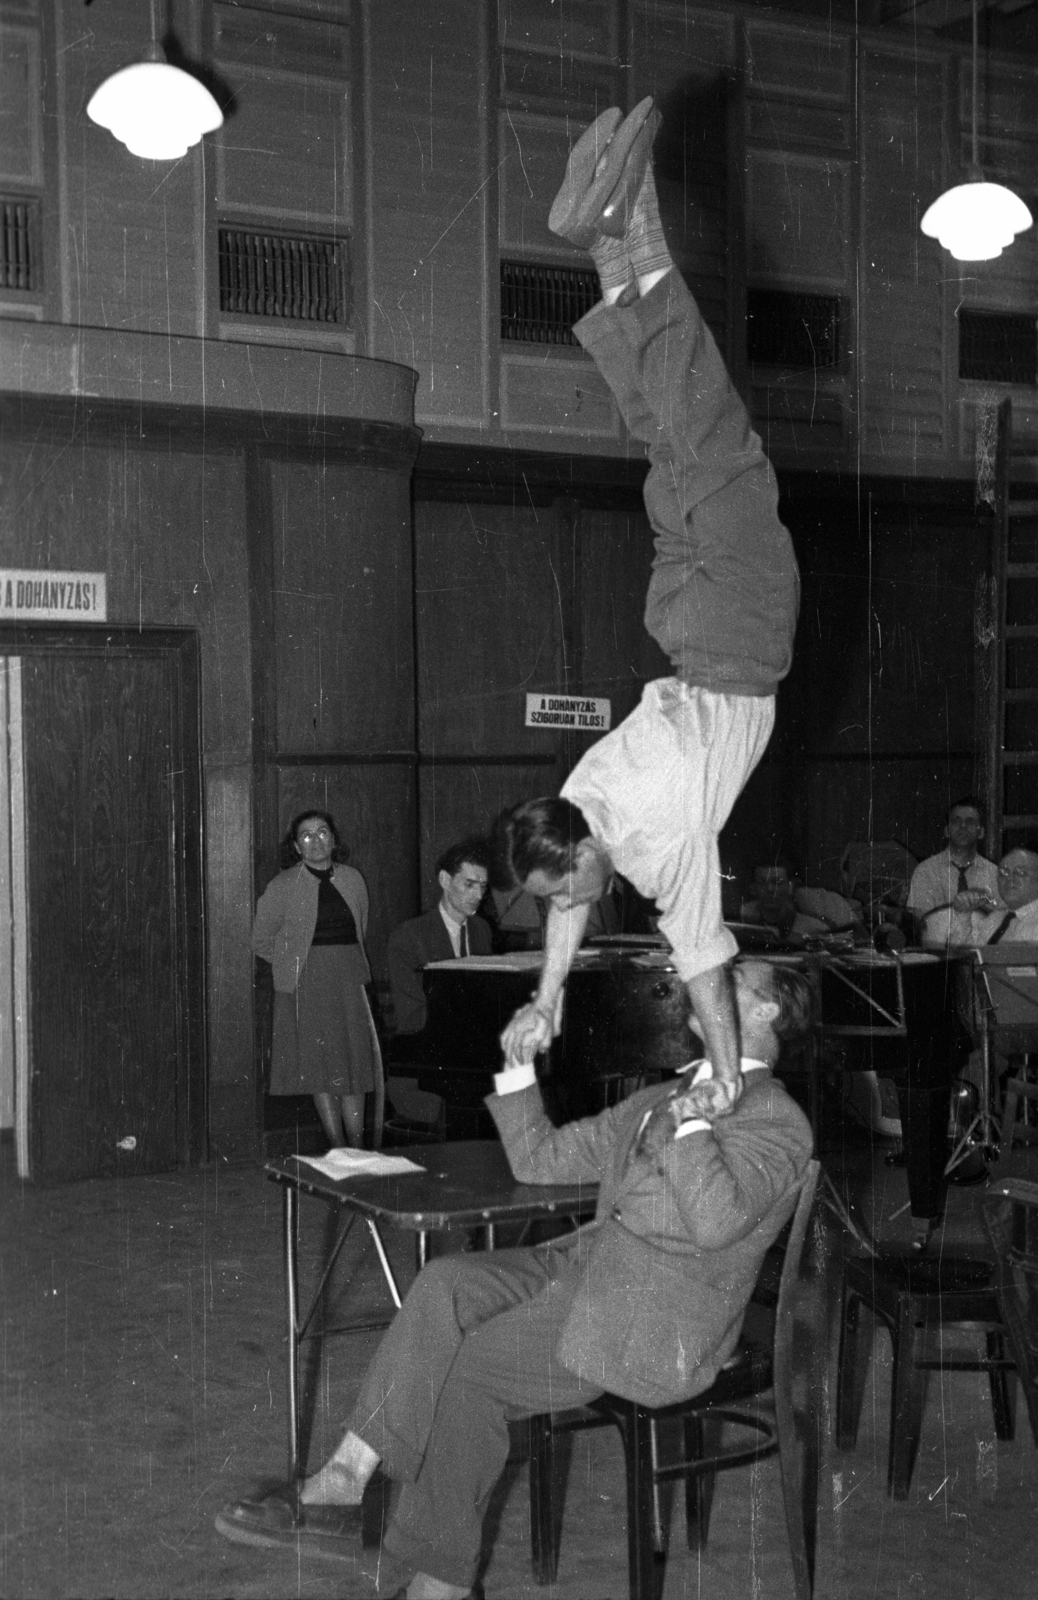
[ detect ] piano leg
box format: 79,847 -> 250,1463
894,1076 -> 949,1243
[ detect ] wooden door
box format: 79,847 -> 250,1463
12,635 -> 202,1183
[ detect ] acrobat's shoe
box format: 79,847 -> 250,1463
548,98 -> 659,250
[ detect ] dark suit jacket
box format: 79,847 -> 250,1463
487,1068 -> 814,1407
386,906 -> 492,1033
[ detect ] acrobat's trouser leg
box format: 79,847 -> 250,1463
574,271 -> 796,695
345,1247 -> 599,1588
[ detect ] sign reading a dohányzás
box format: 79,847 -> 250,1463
0,571 -> 107,621
525,693 -> 611,732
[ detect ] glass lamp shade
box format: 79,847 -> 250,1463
86,61 -> 223,160
920,179 -> 1033,262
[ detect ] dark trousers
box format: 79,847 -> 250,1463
347,1246 -> 602,1587
574,271 -> 797,696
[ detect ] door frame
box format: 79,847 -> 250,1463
0,623 -> 207,1170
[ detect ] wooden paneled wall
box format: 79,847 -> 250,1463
251,453 -> 420,982
412,463 -> 991,910
7,0 -> 1038,473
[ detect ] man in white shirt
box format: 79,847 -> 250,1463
215,959 -> 814,1600
975,848 -> 1038,945
908,798 -> 1001,947
496,104 -> 799,1119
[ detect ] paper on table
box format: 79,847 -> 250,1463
424,952 -> 543,971
292,1149 -> 426,1179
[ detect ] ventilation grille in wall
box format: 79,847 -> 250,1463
747,289 -> 841,369
500,261 -> 599,346
218,228 -> 350,324
1,197 -> 39,293
959,309 -> 1037,385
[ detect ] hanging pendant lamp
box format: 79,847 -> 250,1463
920,0 -> 1031,261
86,0 -> 222,161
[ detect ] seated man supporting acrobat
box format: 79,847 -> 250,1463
215,958 -> 815,1600
497,99 -> 799,1113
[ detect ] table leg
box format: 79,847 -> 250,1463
284,1182 -> 301,1484
365,1219 -> 403,1309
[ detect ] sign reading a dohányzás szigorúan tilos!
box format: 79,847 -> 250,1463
525,692 -> 611,731
0,571 -> 107,621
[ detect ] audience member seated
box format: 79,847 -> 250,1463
908,797 -> 1001,948
741,858 -> 861,940
975,848 -> 1038,946
215,959 -> 816,1600
382,840 -> 493,1130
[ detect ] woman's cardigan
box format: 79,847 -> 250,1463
251,862 -> 371,994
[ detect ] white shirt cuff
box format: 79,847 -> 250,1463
674,1118 -> 711,1139
493,1063 -> 538,1095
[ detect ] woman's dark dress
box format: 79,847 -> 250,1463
269,867 -> 376,1096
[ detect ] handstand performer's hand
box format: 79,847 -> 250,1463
669,1072 -> 743,1125
500,995 -> 562,1068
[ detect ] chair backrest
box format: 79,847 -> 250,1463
772,1160 -> 823,1363
982,1177 -> 1038,1444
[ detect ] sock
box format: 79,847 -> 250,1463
588,229 -> 630,297
406,1577 -> 471,1600
299,1431 -> 378,1505
627,165 -> 673,283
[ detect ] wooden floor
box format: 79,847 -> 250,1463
1,1123 -> 1037,1600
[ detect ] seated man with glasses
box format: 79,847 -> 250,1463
975,849 -> 1038,945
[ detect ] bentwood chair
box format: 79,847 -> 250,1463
835,1252 -> 1016,1499
527,1161 -> 823,1600
982,1177 -> 1038,1447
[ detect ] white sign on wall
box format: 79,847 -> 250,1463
0,570 -> 107,621
525,692 -> 611,732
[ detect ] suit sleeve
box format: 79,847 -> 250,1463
342,866 -> 369,942
387,924 -> 428,1034
251,877 -> 283,964
487,1082 -> 619,1185
615,1084 -> 813,1251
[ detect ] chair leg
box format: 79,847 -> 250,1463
986,1330 -> 1017,1442
835,1289 -> 869,1450
888,1303 -> 927,1500
621,1406 -> 664,1600
528,1414 -> 561,1585
1001,1083 -> 1021,1156
681,1413 -> 716,1550
775,1334 -> 820,1600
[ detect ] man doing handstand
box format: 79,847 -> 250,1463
497,98 -> 799,1115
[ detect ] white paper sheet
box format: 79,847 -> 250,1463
292,1149 -> 426,1179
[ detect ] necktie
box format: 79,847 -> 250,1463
460,921 -> 469,958
956,866 -> 970,896
988,912 -> 1016,945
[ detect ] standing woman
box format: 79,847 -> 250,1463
252,811 -> 378,1148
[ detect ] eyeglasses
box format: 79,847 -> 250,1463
298,827 -> 332,843
998,866 -> 1038,880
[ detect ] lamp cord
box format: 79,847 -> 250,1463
971,0 -> 979,172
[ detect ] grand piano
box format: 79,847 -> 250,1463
395,937 -> 971,1232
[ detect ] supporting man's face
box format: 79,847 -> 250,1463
945,807 -> 983,854
687,959 -> 777,1043
439,861 -> 489,921
997,850 -> 1038,910
522,840 -> 611,912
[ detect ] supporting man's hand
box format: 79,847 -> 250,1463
669,1072 -> 743,1126
500,995 -> 562,1068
